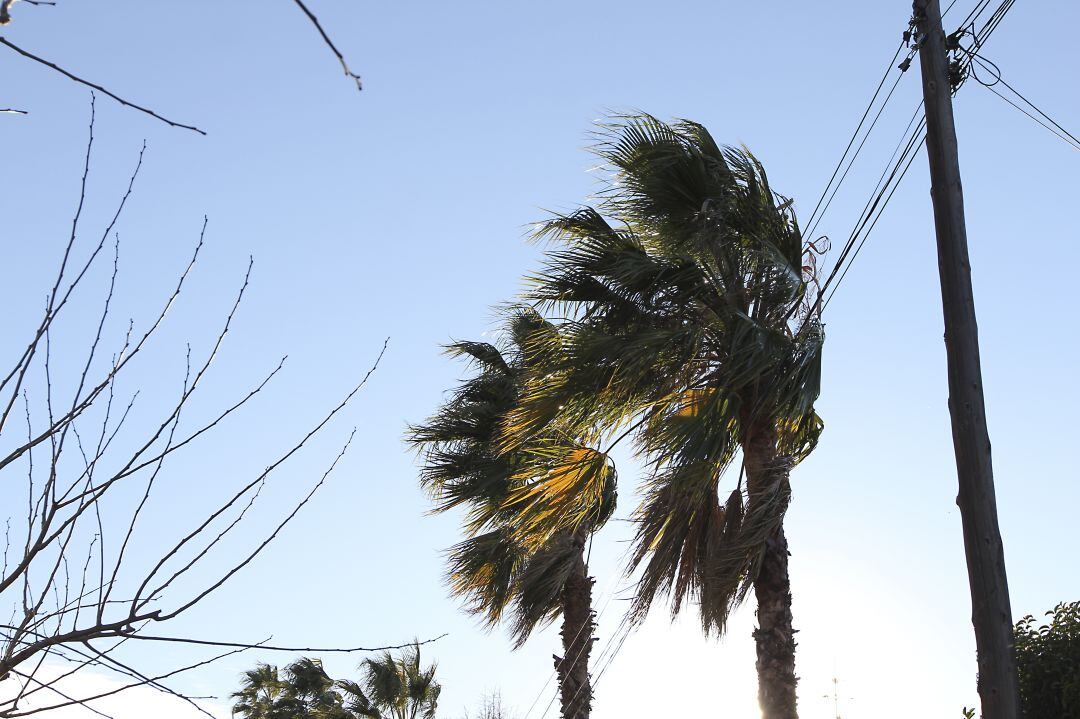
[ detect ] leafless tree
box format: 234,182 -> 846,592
0,99 -> 400,717
460,692 -> 514,719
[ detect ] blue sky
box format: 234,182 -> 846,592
2,1 -> 1078,717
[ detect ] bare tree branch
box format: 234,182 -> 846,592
291,0 -> 362,90
115,632 -> 450,655
0,37 -> 205,134
4,1 -> 360,136
4,644 -> 246,717
7,669 -> 116,719
1,0 -> 56,25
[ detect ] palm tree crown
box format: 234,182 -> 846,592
408,309 -> 616,644
504,114 -> 824,634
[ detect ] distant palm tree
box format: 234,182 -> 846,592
408,309 -> 616,719
504,114 -> 824,719
232,658 -> 349,719
232,663 -> 287,719
337,642 -> 441,719
232,647 -> 438,719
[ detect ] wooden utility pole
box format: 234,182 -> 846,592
913,1 -> 1021,717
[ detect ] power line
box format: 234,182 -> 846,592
817,97 -> 927,306
804,55 -> 916,244
956,0 -> 995,29
804,0 -> 985,247
980,82 -> 1080,151
822,125 -> 926,311
519,567 -> 627,719
953,0 -> 1078,148
819,118 -> 926,308
864,101 -> 926,218
818,0 -> 1022,309
540,600 -> 636,719
965,55 -> 1080,150
802,39 -> 909,241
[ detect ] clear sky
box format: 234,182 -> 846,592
2,1 -> 1078,718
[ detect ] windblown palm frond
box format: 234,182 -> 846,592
408,309 -> 616,644
505,114 -> 824,634
509,530 -> 588,646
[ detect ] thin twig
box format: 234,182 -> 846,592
0,37 -> 205,134
6,669 -> 116,719
3,644 -> 247,717
122,632 -> 449,654
291,0 -> 362,90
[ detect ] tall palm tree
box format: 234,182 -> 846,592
408,310 -> 617,719
337,642 -> 441,719
503,115 -> 824,719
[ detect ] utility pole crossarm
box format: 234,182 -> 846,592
913,1 -> 1021,717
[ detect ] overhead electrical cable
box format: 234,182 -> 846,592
965,55 -> 1080,150
818,0 -> 1021,309
801,40 -> 908,240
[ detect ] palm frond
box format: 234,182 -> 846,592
509,532 -> 583,646
445,340 -> 511,374
503,446 -> 617,550
444,528 -> 527,626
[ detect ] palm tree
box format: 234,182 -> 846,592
408,310 -> 617,719
503,115 -> 824,719
337,642 -> 441,719
232,663 -> 287,719
290,658 -> 353,718
232,658 -> 350,719
232,648 -> 438,719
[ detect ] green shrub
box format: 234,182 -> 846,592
1015,601 -> 1080,718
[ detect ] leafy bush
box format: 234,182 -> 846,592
1015,601 -> 1080,718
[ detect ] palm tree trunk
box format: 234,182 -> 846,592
743,426 -> 798,719
554,530 -> 594,719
